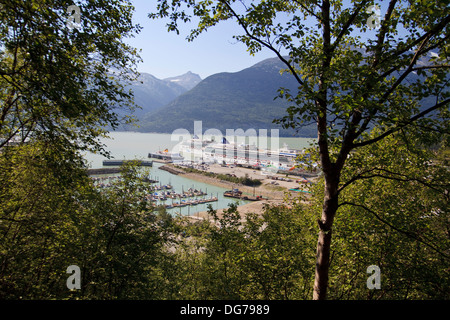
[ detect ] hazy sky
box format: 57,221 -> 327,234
125,0 -> 280,80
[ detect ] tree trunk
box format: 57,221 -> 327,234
313,173 -> 339,300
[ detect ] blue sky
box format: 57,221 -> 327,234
125,0 -> 392,80
124,0 -> 279,80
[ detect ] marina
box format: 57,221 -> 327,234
89,161 -> 249,216
90,172 -> 222,212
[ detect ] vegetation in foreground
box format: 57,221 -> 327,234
0,135 -> 448,299
0,0 -> 448,300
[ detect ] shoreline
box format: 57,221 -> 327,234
157,162 -> 317,219
166,164 -> 303,199
186,198 -> 287,221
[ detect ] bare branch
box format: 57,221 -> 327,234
218,0 -> 308,90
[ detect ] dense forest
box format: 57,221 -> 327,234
1,150 -> 448,299
1,0 -> 449,300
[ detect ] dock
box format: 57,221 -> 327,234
87,167 -> 122,175
158,165 -> 185,175
102,159 -> 153,167
87,159 -> 153,176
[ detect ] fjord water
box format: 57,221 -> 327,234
83,132 -> 315,216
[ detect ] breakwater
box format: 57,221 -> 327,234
158,165 -> 185,175
87,167 -> 121,175
103,159 -> 153,167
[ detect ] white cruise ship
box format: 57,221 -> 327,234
177,135 -> 302,171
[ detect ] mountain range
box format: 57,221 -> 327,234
118,51 -> 440,138
128,57 -> 310,137
120,71 -> 202,119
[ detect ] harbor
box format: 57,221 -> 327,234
146,135 -> 318,178
84,132 -> 317,217
87,158 -> 313,218
169,162 -> 315,199
88,161 -> 251,216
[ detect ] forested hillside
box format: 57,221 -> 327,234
138,58 -> 315,137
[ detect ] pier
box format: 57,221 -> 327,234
89,172 -> 219,211
158,165 -> 185,175
103,159 -> 153,167
87,167 -> 122,175
149,188 -> 219,210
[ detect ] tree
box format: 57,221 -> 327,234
149,0 -> 449,299
0,0 -> 153,299
80,162 -> 169,299
0,0 -> 141,155
165,201 -> 316,299
241,203 -> 316,299
0,148 -> 169,299
0,138 -> 98,298
310,127 -> 449,299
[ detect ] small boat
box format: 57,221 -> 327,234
224,188 -> 243,199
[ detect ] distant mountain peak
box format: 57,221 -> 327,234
138,57 -> 311,137
163,72 -> 202,91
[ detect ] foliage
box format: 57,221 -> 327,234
0,144 -> 170,299
0,0 -> 141,155
0,139 -> 94,298
79,161 -> 171,299
309,128 -> 450,299
1,138 -> 447,299
159,202 -> 316,300
1,0 -> 449,301
149,0 -> 449,299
